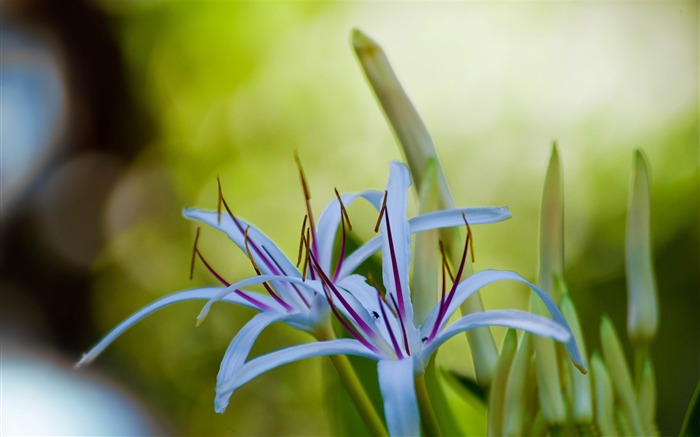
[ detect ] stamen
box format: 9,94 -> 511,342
296,215 -> 308,267
244,226 -> 294,312
334,188 -> 352,231
462,212 -> 475,262
217,177 -> 223,225
428,215 -> 474,341
294,151 -> 317,254
190,227 -> 202,280
306,241 -> 377,340
331,198 -> 349,282
439,240 -> 455,283
369,278 -> 403,359
389,293 -> 411,356
243,227 -> 262,275
374,190 -> 388,233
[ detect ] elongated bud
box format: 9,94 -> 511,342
626,149 -> 658,345
352,28 -> 450,205
559,288 -> 592,424
600,316 -> 645,435
488,329 -> 518,436
533,297 -> 566,427
502,334 -> 533,436
591,352 -> 617,436
353,28 -> 498,387
538,142 -> 564,302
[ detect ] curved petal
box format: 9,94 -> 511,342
420,310 -> 571,365
216,339 -> 379,413
75,287 -> 269,368
408,206 -> 511,232
183,209 -> 300,280
380,162 -> 415,328
337,236 -> 382,279
197,275 -> 325,324
215,311 -> 295,411
421,270 -> 587,372
377,359 -> 420,437
315,190 -> 384,273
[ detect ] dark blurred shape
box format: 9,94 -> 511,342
1,0 -> 150,353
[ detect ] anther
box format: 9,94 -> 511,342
294,150 -> 312,202
217,178 -> 223,225
334,188 -> 352,231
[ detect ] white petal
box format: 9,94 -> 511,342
377,359 -> 420,437
380,162 -> 415,334
408,206 -> 511,232
315,190 -> 383,273
197,275 -> 325,324
215,312 -> 294,411
421,269 -> 586,372
420,310 -> 571,363
216,339 -> 378,412
75,287 -> 263,368
183,208 -> 300,279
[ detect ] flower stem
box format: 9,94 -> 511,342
415,374 -> 442,437
316,323 -> 387,437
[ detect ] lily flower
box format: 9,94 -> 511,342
216,162 -> 587,436
76,159 -> 512,427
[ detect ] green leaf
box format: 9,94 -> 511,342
680,377 -> 700,437
502,334 -> 534,436
438,368 -> 488,436
559,287 -> 592,424
488,329 -> 518,436
626,149 -> 658,345
600,316 -> 645,435
591,351 -> 617,436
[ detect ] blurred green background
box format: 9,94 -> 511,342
2,1 -> 697,435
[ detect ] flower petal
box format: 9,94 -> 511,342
339,207 -> 510,279
380,162 -> 415,336
315,190 -> 383,273
408,206 -> 511,232
216,339 -> 378,413
420,310 -> 570,364
197,275 -> 325,324
183,208 -> 300,280
377,359 -> 420,437
421,269 -> 587,372
75,287 -> 269,368
215,311 -> 295,412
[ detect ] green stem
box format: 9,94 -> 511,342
633,343 -> 649,392
415,374 -> 442,437
316,323 -> 388,437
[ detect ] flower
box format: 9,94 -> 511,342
76,159 -> 513,421
215,162 -> 587,436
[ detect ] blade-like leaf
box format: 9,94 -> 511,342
591,352 -> 617,436
488,329 -> 518,436
600,316 -> 645,435
538,142 -> 564,302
